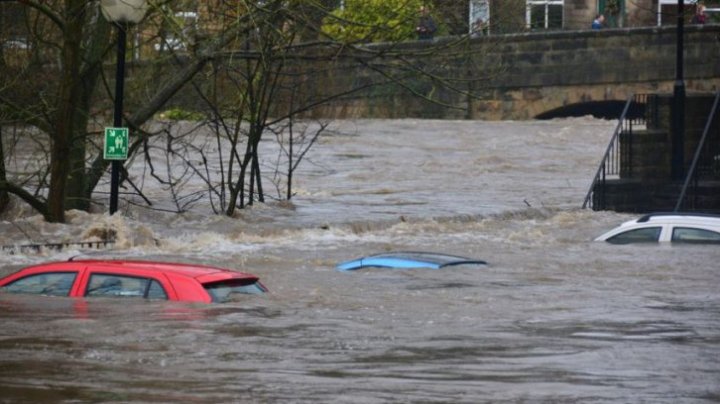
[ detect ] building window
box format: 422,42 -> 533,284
599,0 -> 625,27
469,0 -> 491,35
526,0 -> 563,30
656,0 -> 694,26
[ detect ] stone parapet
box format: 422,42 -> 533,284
145,25 -> 720,121
307,24 -> 720,120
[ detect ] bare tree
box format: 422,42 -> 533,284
1,0 -> 513,221
0,0 -> 245,221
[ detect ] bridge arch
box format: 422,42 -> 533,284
535,100 -> 631,120
467,25 -> 720,120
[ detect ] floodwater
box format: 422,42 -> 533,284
1,119 -> 718,403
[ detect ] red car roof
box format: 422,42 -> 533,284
1,259 -> 265,304
64,260 -> 257,281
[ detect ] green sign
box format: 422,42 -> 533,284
104,127 -> 129,160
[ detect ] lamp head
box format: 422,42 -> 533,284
100,0 -> 148,24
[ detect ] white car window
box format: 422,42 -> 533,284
607,227 -> 662,244
672,227 -> 720,244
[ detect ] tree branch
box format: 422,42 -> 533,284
0,180 -> 49,219
9,0 -> 65,30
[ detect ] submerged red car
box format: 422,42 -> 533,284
0,259 -> 267,303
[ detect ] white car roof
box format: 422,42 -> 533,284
596,212 -> 720,241
634,213 -> 720,226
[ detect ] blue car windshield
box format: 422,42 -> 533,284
366,252 -> 477,266
337,252 -> 487,271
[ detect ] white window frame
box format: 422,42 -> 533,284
469,0 -> 491,35
526,0 -> 563,30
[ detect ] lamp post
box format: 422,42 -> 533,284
100,0 -> 148,214
672,0 -> 686,181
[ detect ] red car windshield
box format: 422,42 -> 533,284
203,279 -> 267,303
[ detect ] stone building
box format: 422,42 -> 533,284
460,0 -> 717,34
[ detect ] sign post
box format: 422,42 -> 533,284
104,127 -> 129,160
105,127 -> 128,215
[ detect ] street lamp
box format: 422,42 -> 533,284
672,0 -> 686,181
100,0 -> 148,215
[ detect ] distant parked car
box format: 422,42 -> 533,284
0,260 -> 267,303
595,213 -> 720,244
337,251 -> 487,271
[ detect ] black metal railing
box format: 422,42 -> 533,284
582,94 -> 653,210
674,90 -> 720,212
0,240 -> 115,254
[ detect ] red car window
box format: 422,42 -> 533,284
2,272 -> 77,297
203,279 -> 267,303
85,273 -> 168,300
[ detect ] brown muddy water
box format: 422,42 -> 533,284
0,119 -> 718,403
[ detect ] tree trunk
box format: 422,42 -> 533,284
47,0 -> 86,222
253,141 -> 264,202
64,109 -> 89,211
0,124 -> 8,213
226,141 -> 254,216
66,14 -> 110,211
47,135 -> 70,222
287,125 -> 293,200
0,7 -> 9,212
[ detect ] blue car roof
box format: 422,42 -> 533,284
336,251 -> 487,271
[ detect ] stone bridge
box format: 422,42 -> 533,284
310,24 -> 720,121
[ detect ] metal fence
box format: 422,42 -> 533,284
582,93 -> 654,210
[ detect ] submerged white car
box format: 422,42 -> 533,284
595,213 -> 720,244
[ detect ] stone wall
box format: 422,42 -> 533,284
147,24 -> 720,121
305,24 -> 720,120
